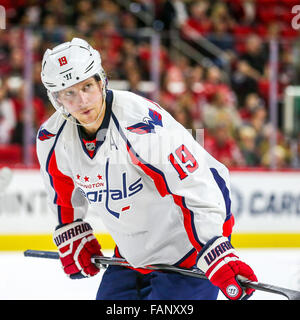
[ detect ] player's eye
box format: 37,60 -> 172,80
64,90 -> 75,97
83,83 -> 92,90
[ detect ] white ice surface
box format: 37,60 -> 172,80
0,249 -> 300,300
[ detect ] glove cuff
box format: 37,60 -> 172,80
197,236 -> 237,275
53,220 -> 93,249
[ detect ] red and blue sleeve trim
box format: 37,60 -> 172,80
45,120 -> 75,224
112,112 -> 204,252
209,168 -> 234,238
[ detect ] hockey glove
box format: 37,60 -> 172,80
53,219 -> 102,279
197,236 -> 258,300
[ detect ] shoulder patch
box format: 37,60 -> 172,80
38,128 -> 56,141
126,108 -> 163,135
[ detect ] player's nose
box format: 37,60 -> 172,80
77,90 -> 89,108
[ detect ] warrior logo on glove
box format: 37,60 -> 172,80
197,236 -> 258,300
53,220 -> 103,279
54,221 -> 92,246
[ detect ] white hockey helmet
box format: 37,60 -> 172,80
41,38 -> 107,119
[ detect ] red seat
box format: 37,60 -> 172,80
0,144 -> 22,164
281,0 -> 300,7
233,25 -> 253,37
257,9 -> 277,23
281,27 -> 299,38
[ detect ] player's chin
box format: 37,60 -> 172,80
79,113 -> 98,125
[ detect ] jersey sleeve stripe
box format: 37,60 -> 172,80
44,120 -> 74,224
209,168 -> 234,237
47,150 -> 75,224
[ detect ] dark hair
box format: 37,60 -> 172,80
94,74 -> 101,82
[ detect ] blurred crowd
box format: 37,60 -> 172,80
0,0 -> 300,168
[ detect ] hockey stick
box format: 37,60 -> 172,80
24,249 -> 300,300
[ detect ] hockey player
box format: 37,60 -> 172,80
37,38 -> 257,300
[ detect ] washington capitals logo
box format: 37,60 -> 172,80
38,128 -> 56,141
126,108 -> 163,134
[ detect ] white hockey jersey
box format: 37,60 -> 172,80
36,89 -> 234,269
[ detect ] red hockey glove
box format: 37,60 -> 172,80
53,220 -> 102,279
197,236 -> 258,300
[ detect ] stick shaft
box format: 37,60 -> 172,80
24,249 -> 300,300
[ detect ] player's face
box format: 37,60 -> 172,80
56,77 -> 104,126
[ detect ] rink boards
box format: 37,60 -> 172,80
0,169 -> 299,250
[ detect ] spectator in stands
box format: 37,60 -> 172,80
33,62 -> 48,105
232,34 -> 267,105
41,14 -> 65,44
238,92 -> 265,122
181,0 -> 211,40
121,38 -> 140,62
10,81 -> 47,145
240,34 -> 267,76
202,89 -> 242,138
210,1 -> 235,28
204,123 -> 245,168
119,12 -> 139,40
207,17 -> 235,54
247,105 -> 267,136
185,66 -> 206,129
175,90 -> 198,130
244,105 -> 269,161
231,59 -> 260,106
41,0 -> 70,25
121,57 -> 140,81
261,145 -> 289,169
159,55 -> 190,114
75,16 -> 93,39
227,0 -> 256,26
92,20 -> 123,80
203,65 -> 235,105
127,69 -> 145,97
92,0 -> 121,28
0,31 -> 10,77
137,41 -> 170,79
7,46 -> 23,79
209,0 -> 236,55
159,0 -> 188,30
238,125 -> 260,167
0,80 -> 16,144
74,0 -> 93,22
186,64 -> 205,96
173,104 -> 195,135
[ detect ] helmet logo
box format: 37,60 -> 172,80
58,56 -> 68,66
63,73 -> 72,81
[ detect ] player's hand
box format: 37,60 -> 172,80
53,219 -> 102,279
197,236 -> 257,300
